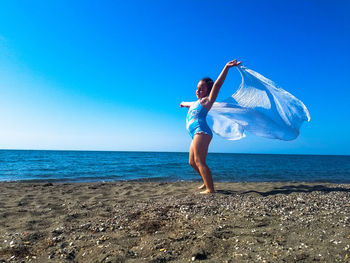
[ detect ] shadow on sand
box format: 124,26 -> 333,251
216,184 -> 350,197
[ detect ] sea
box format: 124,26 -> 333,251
0,150 -> 349,183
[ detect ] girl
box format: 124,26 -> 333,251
180,59 -> 241,194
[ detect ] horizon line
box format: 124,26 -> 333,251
0,148 -> 349,157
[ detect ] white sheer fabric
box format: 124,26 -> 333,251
207,65 -> 310,140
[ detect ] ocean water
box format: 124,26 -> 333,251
0,150 -> 349,183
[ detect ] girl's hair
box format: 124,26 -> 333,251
200,77 -> 214,95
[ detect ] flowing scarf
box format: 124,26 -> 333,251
207,65 -> 310,140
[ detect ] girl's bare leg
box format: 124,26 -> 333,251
189,141 -> 206,189
192,134 -> 214,194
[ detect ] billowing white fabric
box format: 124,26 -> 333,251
207,65 -> 310,141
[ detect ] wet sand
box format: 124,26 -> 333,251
1,181 -> 350,262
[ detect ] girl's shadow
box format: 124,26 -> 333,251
216,184 -> 350,197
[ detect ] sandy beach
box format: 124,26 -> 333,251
1,181 -> 350,262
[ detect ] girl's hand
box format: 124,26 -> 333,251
226,59 -> 242,68
180,102 -> 192,108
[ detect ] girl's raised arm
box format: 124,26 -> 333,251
208,59 -> 241,106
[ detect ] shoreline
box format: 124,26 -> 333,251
1,181 -> 350,262
2,179 -> 350,184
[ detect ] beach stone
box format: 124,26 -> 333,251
52,228 -> 63,236
24,232 -> 41,242
191,247 -> 207,260
66,251 -> 75,260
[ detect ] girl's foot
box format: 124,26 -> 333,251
198,184 -> 206,190
200,189 -> 215,194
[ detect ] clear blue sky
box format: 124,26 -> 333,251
0,1 -> 349,155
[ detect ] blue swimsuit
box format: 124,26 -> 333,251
186,100 -> 213,139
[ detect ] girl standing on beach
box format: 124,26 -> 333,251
180,59 -> 241,194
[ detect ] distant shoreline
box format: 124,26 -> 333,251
1,179 -> 350,184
